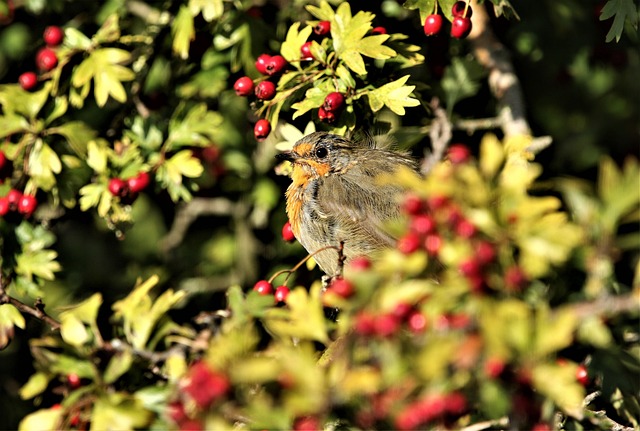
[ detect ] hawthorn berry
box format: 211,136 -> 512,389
318,107 -> 336,123
410,214 -> 436,235
265,55 -> 287,76
300,41 -> 314,60
6,189 -> 22,208
447,143 -> 471,164
392,302 -> 413,320
424,233 -> 442,256
371,26 -> 387,35
397,232 -> 421,254
451,16 -> 472,39
452,1 -> 473,18
373,313 -> 400,337
254,80 -> 276,100
576,364 -> 589,386
233,76 -> 254,97
293,416 -> 321,431
17,194 -> 37,216
67,373 -> 81,389
423,14 -> 443,36
354,311 -> 376,336
314,20 -> 331,36
455,218 -> 477,238
281,221 -> 295,242
504,265 -> 528,291
274,285 -> 290,303
255,53 -> 271,75
0,197 -> 9,216
459,258 -> 481,277
254,119 -> 271,141
127,171 -> 150,194
475,240 -> 496,265
43,25 -> 64,46
531,424 -> 552,431
108,178 -> 128,197
402,193 -> 424,215
349,256 -> 371,270
484,357 -> 507,379
323,91 -> 344,112
182,361 -> 230,409
329,278 -> 354,298
18,71 -> 37,91
167,401 -> 188,424
253,279 -> 273,295
35,47 -> 58,71
407,310 -> 428,333
0,151 -> 6,171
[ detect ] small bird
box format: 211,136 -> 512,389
276,132 -> 419,277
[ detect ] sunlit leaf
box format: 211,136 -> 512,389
172,5 -> 195,59
367,75 -> 420,115
18,407 -> 62,431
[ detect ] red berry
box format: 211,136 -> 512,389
293,416 -> 321,431
17,194 -> 37,216
317,106 -> 336,123
254,119 -> 271,141
452,1 -> 473,18
182,362 -> 230,409
255,53 -> 271,75
127,171 -> 150,194
374,313 -> 400,337
403,194 -> 424,215
253,280 -> 273,295
410,214 -> 436,235
349,256 -> 371,271
392,302 -> 413,320
447,144 -> 471,164
354,311 -> 376,336
167,401 -> 187,424
254,80 -> 276,100
233,76 -> 254,97
459,258 -> 481,277
265,55 -> 288,76
314,21 -> 331,36
6,189 -> 22,207
281,221 -> 295,242
18,72 -> 37,91
0,151 -> 5,170
274,285 -> 290,303
323,92 -> 344,112
427,195 -> 449,211
423,14 -> 443,36
329,278 -> 354,298
451,17 -> 472,39
504,266 -> 527,291
108,178 -> 128,197
35,47 -> 58,71
67,373 -> 81,389
484,357 -> 506,379
0,197 -> 9,216
371,26 -> 387,35
424,233 -> 442,256
407,310 -> 428,333
397,232 -> 421,254
445,392 -> 467,415
475,240 -> 496,265
531,424 -> 552,431
300,41 -> 314,60
455,218 -> 476,238
43,25 -> 64,46
576,364 -> 589,386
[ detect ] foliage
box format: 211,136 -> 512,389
0,0 -> 637,430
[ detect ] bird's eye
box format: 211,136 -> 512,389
315,147 -> 328,159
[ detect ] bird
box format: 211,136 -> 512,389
276,131 -> 420,277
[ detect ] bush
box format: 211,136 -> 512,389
0,1 -> 637,430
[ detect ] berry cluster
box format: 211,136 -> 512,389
396,144 -> 529,295
0,188 -> 37,219
423,1 -> 473,39
394,392 -> 467,430
18,26 -> 64,91
232,53 -> 289,141
107,171 -> 150,203
253,279 -> 291,304
168,361 -> 231,430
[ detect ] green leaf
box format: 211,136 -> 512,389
0,82 -> 51,119
104,350 -> 134,384
93,14 -> 121,44
0,113 -> 29,139
172,5 -> 195,59
532,362 -> 585,419
366,75 -> 420,115
306,1 -> 336,21
189,0 -> 223,22
72,49 -> 135,107
64,27 -> 92,50
45,96 -> 69,125
27,139 -> 62,191
281,22 -> 314,64
60,314 -> 89,346
18,407 -> 62,431
0,303 -> 25,349
91,393 -> 154,431
165,150 -> 204,183
291,85 -> 331,119
534,306 -> 577,357
86,140 -> 108,173
15,249 -> 61,281
19,372 -> 50,400
441,57 -> 486,113
600,0 -> 639,43
168,103 -> 223,148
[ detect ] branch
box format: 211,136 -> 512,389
0,276 -> 60,330
421,97 -> 452,175
468,1 -> 531,138
566,291 -> 640,320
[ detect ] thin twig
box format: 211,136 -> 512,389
422,97 -> 452,175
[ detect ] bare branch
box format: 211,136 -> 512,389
422,98 -> 452,175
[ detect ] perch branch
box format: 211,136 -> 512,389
468,1 -> 531,138
0,274 -> 60,330
422,97 -> 452,175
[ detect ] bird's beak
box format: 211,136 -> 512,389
275,151 -> 298,162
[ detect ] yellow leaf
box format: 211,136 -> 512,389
18,407 -> 62,431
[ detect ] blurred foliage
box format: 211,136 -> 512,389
0,0 -> 637,430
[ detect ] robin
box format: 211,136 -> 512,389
276,132 -> 420,277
